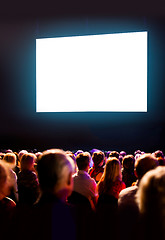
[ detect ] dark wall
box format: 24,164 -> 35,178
0,1 -> 165,154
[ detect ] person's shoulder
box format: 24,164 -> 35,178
89,173 -> 96,182
72,172 -> 78,178
119,185 -> 138,198
3,197 -> 16,208
31,171 -> 38,178
88,167 -> 93,174
118,185 -> 139,212
10,169 -> 17,178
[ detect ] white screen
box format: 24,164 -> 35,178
36,31 -> 147,112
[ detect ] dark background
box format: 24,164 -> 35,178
0,0 -> 165,154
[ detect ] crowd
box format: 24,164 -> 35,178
0,147 -> 165,240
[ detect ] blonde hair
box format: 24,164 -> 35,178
98,157 -> 122,193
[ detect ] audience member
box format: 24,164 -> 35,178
97,157 -> 125,200
108,150 -> 120,159
118,153 -> 159,240
68,151 -> 96,240
66,150 -> 78,174
2,146 -> 164,240
120,151 -> 126,158
17,149 -> 28,162
0,152 -> 5,159
3,152 -> 18,203
17,152 -> 40,205
137,166 -> 165,240
122,154 -> 137,187
152,149 -> 165,165
95,157 -> 125,240
152,149 -> 164,158
89,150 -> 105,183
13,151 -> 20,176
0,161 -> 16,239
119,150 -> 126,163
13,149 -> 76,240
71,152 -> 97,210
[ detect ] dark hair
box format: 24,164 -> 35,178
153,150 -> 164,159
92,151 -> 105,166
109,151 -> 119,159
122,155 -> 135,170
76,152 -> 90,170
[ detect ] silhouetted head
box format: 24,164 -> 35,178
76,152 -> 91,171
135,153 -> 159,181
37,149 -> 75,201
92,151 -> 105,166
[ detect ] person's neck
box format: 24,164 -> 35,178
80,167 -> 89,173
56,190 -> 68,203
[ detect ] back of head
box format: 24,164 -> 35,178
98,157 -> 121,195
3,153 -> 17,167
122,155 -> 135,171
138,166 -> 165,214
37,149 -> 74,194
66,151 -> 77,173
153,150 -> 164,159
134,150 -> 142,156
92,151 -> 105,167
120,151 -> 126,157
157,157 -> 165,166
76,152 -> 90,171
104,157 -> 121,182
108,151 -> 119,159
18,150 -> 28,161
153,150 -> 165,166
135,153 -> 159,180
137,166 -> 165,239
20,153 -> 36,171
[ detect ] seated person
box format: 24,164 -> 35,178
0,161 -> 16,238
89,150 -> 105,183
137,166 -> 165,240
97,157 -> 126,201
118,153 -> 159,240
3,152 -> 18,202
108,151 -> 120,159
17,152 -> 40,205
71,152 -> 97,210
119,153 -> 159,209
152,150 -> 165,165
122,154 -> 137,187
13,149 -> 76,240
95,157 -> 125,240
